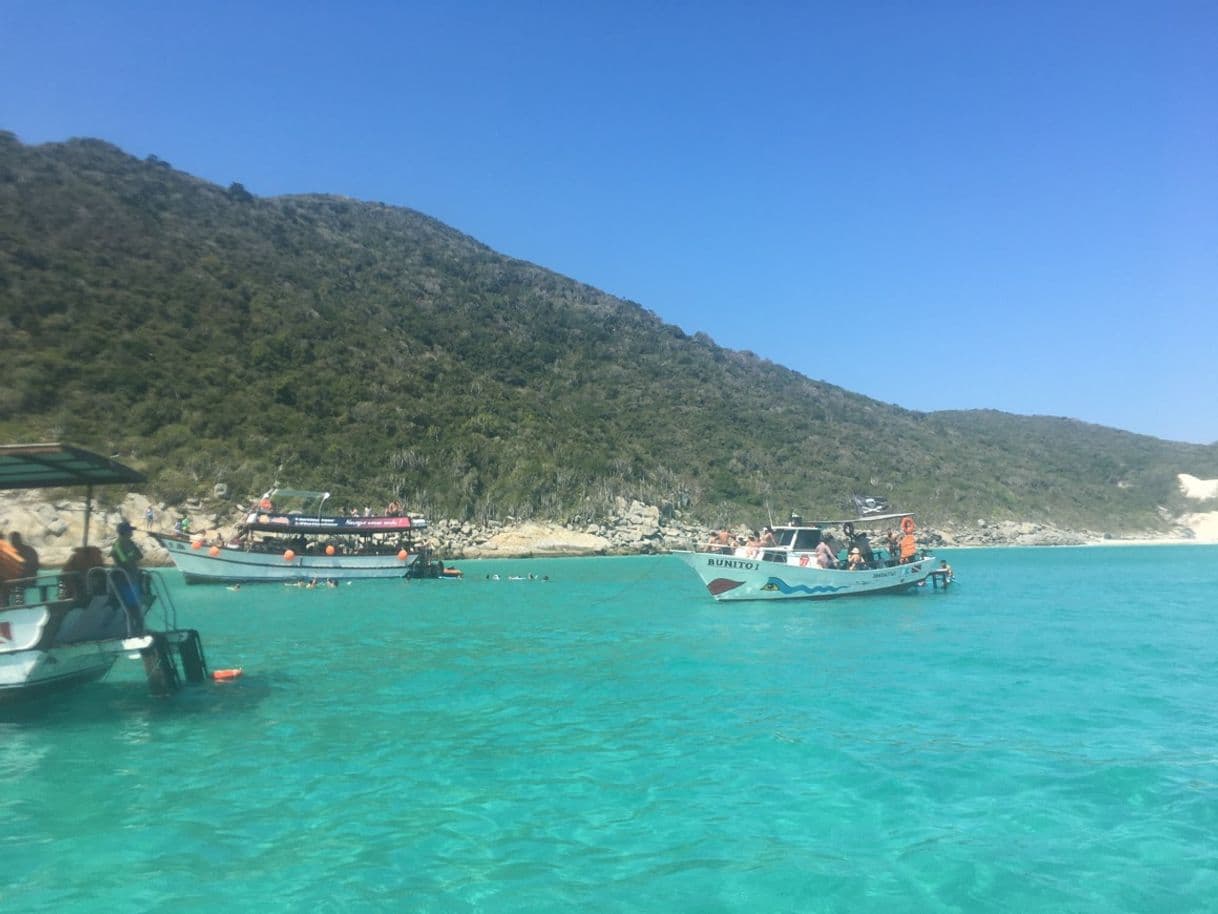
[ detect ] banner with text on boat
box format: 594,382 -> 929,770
241,512 -> 423,535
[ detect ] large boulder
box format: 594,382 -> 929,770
463,522 -> 610,557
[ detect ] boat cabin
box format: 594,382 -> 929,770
701,511 -> 921,569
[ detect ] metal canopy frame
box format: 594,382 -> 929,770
0,443 -> 146,490
0,443 -> 145,546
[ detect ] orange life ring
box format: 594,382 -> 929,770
212,668 -> 243,682
259,497 -> 274,511
799,554 -> 810,567
901,516 -> 916,535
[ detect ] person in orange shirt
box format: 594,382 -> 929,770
9,532 -> 38,577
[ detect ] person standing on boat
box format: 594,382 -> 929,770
885,530 -> 899,565
851,531 -> 875,567
111,521 -> 145,618
814,534 -> 838,568
9,532 -> 39,578
0,534 -> 23,605
744,531 -> 763,557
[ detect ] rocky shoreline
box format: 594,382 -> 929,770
0,490 -> 1210,569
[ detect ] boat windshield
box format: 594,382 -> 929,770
792,529 -> 821,551
258,489 -> 331,517
773,528 -> 822,550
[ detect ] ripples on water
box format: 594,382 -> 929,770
5,546 -> 1217,912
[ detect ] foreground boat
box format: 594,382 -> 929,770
675,511 -> 937,601
0,444 -> 209,701
153,488 -> 449,584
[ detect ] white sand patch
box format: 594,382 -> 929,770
1178,474 -> 1218,500
1180,511 -> 1218,543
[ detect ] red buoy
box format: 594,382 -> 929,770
212,668 -> 243,682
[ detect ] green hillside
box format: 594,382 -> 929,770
2,132 -> 1215,531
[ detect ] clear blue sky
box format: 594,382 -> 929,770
3,1 -> 1216,444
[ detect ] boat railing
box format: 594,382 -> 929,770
689,538 -> 932,570
691,540 -> 794,563
145,571 -> 179,632
84,566 -> 154,637
1,570 -> 66,608
0,568 -> 130,609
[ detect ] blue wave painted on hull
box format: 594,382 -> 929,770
764,578 -> 849,596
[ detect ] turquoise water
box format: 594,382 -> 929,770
4,546 -> 1217,913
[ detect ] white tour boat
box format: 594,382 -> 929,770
0,443 -> 209,701
153,488 -> 450,584
675,510 -> 939,601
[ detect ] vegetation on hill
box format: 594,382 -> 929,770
2,131 -> 1216,531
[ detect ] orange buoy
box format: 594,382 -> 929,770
901,516 -> 917,535
325,544 -> 336,556
397,549 -> 409,561
191,539 -> 203,549
209,545 -> 221,557
212,668 -> 243,682
283,549 -> 295,562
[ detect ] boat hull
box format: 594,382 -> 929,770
0,645 -> 119,700
674,550 -> 936,601
0,631 -> 175,702
155,536 -> 417,583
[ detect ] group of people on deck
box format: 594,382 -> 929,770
704,521 -> 922,569
834,527 -> 919,569
706,527 -> 778,555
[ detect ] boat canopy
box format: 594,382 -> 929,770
0,443 -> 145,490
780,511 -> 914,529
0,443 -> 145,548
